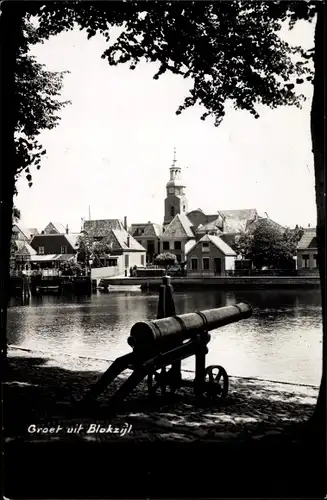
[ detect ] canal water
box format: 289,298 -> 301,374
7,288 -> 322,386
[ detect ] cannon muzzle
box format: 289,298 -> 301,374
128,302 -> 252,350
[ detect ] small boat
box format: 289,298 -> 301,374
36,285 -> 60,295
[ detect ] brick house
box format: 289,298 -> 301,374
29,233 -> 80,269
296,229 -> 319,274
161,213 -> 196,262
82,218 -> 146,278
130,222 -> 162,263
186,234 -> 236,276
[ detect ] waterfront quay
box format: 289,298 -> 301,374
99,275 -> 320,291
9,274 -> 92,298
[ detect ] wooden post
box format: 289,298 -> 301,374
157,275 -> 176,318
156,275 -> 181,391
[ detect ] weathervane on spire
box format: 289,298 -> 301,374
172,146 -> 177,167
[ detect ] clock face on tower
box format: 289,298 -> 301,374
168,187 -> 174,194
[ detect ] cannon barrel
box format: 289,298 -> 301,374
128,302 -> 252,349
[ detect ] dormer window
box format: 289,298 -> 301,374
61,246 -> 67,254
202,242 -> 210,252
38,246 -> 44,255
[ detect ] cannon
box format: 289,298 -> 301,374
80,277 -> 252,415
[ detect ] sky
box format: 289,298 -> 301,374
16,19 -> 316,233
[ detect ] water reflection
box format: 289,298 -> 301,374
7,288 -> 322,385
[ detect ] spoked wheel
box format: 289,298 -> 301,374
147,365 -> 180,396
202,365 -> 229,400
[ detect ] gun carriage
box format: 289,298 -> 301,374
81,277 -> 252,415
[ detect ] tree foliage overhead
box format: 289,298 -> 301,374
14,17 -> 70,190
33,2 -> 316,128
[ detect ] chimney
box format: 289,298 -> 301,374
66,224 -> 69,234
124,216 -> 128,231
127,235 -> 130,248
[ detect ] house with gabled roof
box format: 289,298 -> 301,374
83,218 -> 126,239
130,222 -> 162,263
12,222 -> 36,243
43,222 -> 68,235
28,232 -> 78,270
186,234 -> 236,276
13,242 -> 37,273
90,228 -> 146,279
161,213 -> 195,262
80,218 -> 146,278
296,228 -> 319,274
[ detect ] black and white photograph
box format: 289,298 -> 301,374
1,1 -> 325,498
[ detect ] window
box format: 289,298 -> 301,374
141,255 -> 145,266
202,242 -> 210,252
302,254 -> 309,268
147,241 -> 155,254
203,258 -> 210,270
313,254 -> 318,268
61,245 -> 67,254
125,254 -> 129,268
174,241 -> 181,250
38,246 -> 44,255
191,258 -> 198,270
170,206 -> 175,217
163,241 -> 170,250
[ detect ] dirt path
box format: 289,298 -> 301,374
5,347 -> 318,444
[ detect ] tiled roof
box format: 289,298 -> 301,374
196,220 -> 223,234
143,223 -> 163,237
12,223 -> 30,240
15,243 -> 37,256
65,233 -> 81,250
219,208 -> 258,233
202,234 -> 236,256
246,217 -> 285,234
297,228 -> 317,250
185,239 -> 197,254
44,222 -> 67,234
163,214 -> 194,238
83,219 -> 125,237
111,229 -> 146,251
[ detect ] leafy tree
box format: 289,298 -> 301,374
1,1 -> 325,430
59,261 -> 83,276
14,18 -> 70,192
76,233 -> 113,267
235,220 -> 302,269
155,252 -> 177,269
10,206 -> 21,262
12,206 -> 21,224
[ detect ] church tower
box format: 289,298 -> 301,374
164,148 -> 188,227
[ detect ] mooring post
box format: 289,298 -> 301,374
156,275 -> 181,390
157,275 -> 176,318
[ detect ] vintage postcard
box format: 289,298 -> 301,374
2,1 -> 325,498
